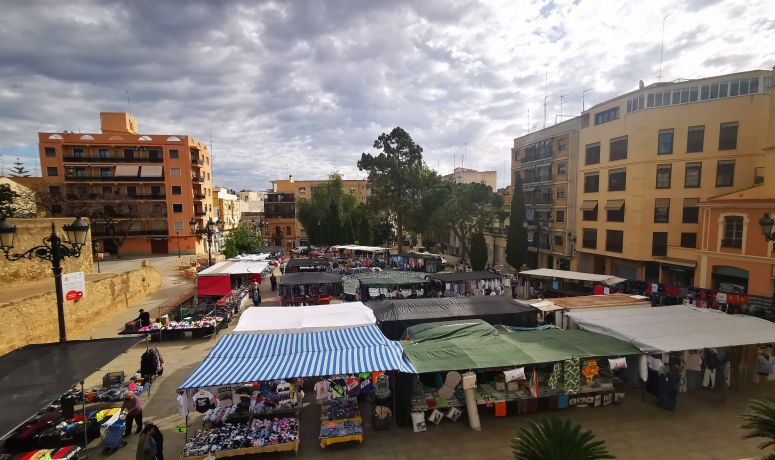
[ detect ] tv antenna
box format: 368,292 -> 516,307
658,13 -> 671,83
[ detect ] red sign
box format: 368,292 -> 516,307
66,290 -> 84,301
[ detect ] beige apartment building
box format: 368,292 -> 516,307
574,69 -> 773,291
442,167 -> 497,190
511,117 -> 580,270
264,176 -> 370,249
38,112 -> 215,256
213,186 -> 241,232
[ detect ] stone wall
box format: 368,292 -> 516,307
0,265 -> 161,355
0,218 -> 94,288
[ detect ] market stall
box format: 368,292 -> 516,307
523,293 -> 651,329
0,338 -> 141,450
331,244 -> 390,259
178,304 -> 414,455
277,272 -> 343,305
197,258 -> 273,297
358,275 -> 430,301
567,305 -> 775,409
389,252 -> 446,273
517,268 -> 626,299
285,258 -> 329,273
426,271 -> 505,297
365,297 -> 539,340
397,319 -> 641,427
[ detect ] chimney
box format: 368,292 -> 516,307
289,175 -> 294,183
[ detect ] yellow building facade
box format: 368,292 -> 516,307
574,69 -> 773,293
512,117 -> 580,271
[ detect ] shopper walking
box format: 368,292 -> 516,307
150,424 -> 164,460
136,425 -> 156,460
122,391 -> 143,437
269,273 -> 277,291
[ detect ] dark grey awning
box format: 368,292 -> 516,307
278,272 -> 343,286
0,337 -> 141,439
286,258 -> 329,268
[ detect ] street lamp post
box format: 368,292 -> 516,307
0,217 -> 90,342
759,213 -> 775,241
190,217 -> 217,267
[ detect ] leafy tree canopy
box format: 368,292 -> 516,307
222,225 -> 262,259
358,127 -> 428,252
437,181 -> 502,262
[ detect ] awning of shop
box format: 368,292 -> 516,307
139,165 -> 163,177
278,272 -> 343,286
660,259 -> 696,269
712,265 -> 749,279
567,304 -> 775,353
366,297 -> 537,339
400,319 -> 641,374
518,268 -> 626,285
581,200 -> 598,210
604,199 -> 625,210
197,274 -> 232,296
0,337 -> 141,439
114,165 -> 139,176
179,325 -> 415,388
427,271 -> 501,282
234,302 -> 375,334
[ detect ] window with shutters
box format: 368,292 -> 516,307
715,160 -> 735,187
652,232 -> 668,256
685,162 -> 702,188
656,165 -> 672,189
687,126 -> 704,153
718,122 -> 738,150
721,216 -> 744,248
585,143 -> 600,165
608,168 -> 626,191
654,198 -> 670,223
606,230 -> 623,252
657,129 -> 674,154
582,228 -> 597,249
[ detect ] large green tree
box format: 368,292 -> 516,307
505,174 -> 529,270
437,182 -> 502,263
469,231 -> 488,271
296,173 -> 368,246
357,127 -> 427,253
222,224 -> 263,259
404,169 -> 449,248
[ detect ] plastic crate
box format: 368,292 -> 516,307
103,371 -> 125,387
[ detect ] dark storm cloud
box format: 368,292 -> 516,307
0,0 -> 771,189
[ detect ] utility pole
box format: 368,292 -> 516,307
582,89 -> 592,111
543,72 -> 548,129
658,13 -> 671,83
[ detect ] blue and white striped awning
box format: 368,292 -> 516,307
180,325 -> 415,388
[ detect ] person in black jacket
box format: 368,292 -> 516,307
149,424 -> 164,460
136,309 -> 151,327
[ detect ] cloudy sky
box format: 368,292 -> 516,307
0,0 -> 772,190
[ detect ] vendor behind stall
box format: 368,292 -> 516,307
137,309 -> 151,328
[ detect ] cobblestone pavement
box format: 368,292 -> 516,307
72,265 -> 772,460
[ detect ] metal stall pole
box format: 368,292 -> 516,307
81,381 -> 88,458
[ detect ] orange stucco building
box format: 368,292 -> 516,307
38,112 -> 215,255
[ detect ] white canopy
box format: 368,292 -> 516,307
568,305 -> 775,353
233,301 -> 376,334
230,253 -> 271,262
198,260 -> 270,276
529,300 -> 564,312
519,268 -> 626,285
333,245 -> 389,253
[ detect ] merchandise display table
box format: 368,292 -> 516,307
0,446 -> 80,460
182,418 -> 299,459
319,417 -> 363,448
181,440 -> 299,460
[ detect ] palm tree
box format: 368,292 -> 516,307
741,398 -> 775,460
512,417 -> 614,460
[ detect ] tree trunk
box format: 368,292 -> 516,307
396,210 -> 404,253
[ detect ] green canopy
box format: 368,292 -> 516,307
400,320 -> 641,373
359,276 -> 428,288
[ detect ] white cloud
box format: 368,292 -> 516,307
0,0 -> 772,188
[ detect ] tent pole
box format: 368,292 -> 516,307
81,381 -> 88,458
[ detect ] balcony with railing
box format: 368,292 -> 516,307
523,172 -> 553,184
192,175 -> 205,183
63,156 -> 163,163
93,229 -> 169,237
65,175 -> 165,182
193,193 -> 206,200
190,156 -> 205,166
